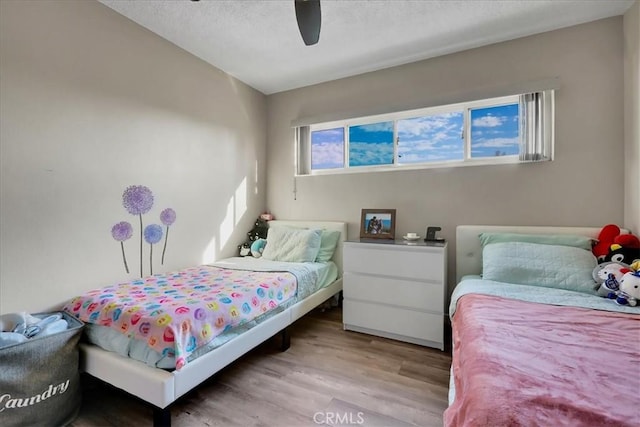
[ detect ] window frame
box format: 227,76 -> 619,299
300,93 -> 545,176
465,95 -> 521,161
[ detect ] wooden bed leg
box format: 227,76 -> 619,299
153,406 -> 171,427
280,326 -> 291,351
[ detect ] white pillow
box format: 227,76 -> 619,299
261,227 -> 322,262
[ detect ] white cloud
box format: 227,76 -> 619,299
472,137 -> 519,148
312,142 -> 343,166
473,115 -> 505,128
399,140 -> 435,154
357,122 -> 393,132
312,128 -> 344,143
398,113 -> 463,136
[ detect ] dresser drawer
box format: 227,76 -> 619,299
343,244 -> 444,281
343,272 -> 444,313
343,300 -> 443,344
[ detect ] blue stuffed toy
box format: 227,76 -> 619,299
250,239 -> 267,258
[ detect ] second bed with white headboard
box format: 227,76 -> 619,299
445,225 -> 639,426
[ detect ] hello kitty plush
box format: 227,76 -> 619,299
615,271 -> 640,306
593,262 -> 631,298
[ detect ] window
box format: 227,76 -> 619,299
296,90 -> 554,175
469,101 -> 520,159
349,121 -> 394,167
311,127 -> 344,170
397,110 -> 464,164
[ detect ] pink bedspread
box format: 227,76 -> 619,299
64,265 -> 297,370
445,294 -> 640,427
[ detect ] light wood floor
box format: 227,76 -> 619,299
70,307 -> 452,427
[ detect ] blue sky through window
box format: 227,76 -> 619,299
311,127 -> 344,169
309,100 -> 520,172
348,122 -> 394,167
470,103 -> 519,157
397,112 -> 464,163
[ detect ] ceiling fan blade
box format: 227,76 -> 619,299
295,0 -> 321,46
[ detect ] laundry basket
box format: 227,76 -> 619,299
0,311 -> 84,427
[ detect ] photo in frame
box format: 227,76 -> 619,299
359,209 -> 396,240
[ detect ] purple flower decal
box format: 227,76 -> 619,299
111,221 -> 132,274
144,224 -> 163,275
122,185 -> 154,215
144,224 -> 163,244
160,208 -> 176,226
111,186 -> 177,277
123,185 -> 154,277
160,208 -> 176,265
111,222 -> 133,242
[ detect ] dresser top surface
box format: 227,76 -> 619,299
346,239 -> 446,248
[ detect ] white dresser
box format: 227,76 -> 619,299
342,239 -> 447,350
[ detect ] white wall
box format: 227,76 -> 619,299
0,0 -> 267,313
1,2 -> 633,313
624,1 -> 640,232
266,18 -> 626,292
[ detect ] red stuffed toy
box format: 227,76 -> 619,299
593,224 -> 620,261
593,224 -> 640,265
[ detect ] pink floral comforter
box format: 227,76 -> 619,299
445,294 -> 640,427
64,266 -> 296,370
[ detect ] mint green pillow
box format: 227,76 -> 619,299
479,232 -> 594,251
482,242 -> 597,294
316,230 -> 341,262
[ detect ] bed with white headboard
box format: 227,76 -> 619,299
446,225 -> 639,426
455,225 -> 613,281
67,220 -> 347,426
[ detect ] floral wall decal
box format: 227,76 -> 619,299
122,185 -> 154,277
111,221 -> 133,273
144,224 -> 163,275
113,185 -> 176,277
160,208 -> 176,265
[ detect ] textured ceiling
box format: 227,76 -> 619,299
99,0 -> 634,95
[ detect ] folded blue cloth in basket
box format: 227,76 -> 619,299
0,312 -> 69,349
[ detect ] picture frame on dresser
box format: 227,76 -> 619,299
359,208 -> 396,239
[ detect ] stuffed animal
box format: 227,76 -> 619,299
250,239 -> 267,258
593,262 -> 631,297
245,218 -> 269,244
239,243 -> 251,257
593,224 -> 621,261
605,239 -> 640,266
614,271 -> 640,306
592,224 -> 640,265
238,217 -> 270,256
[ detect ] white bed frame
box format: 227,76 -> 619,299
79,220 -> 347,425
